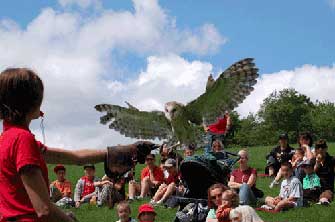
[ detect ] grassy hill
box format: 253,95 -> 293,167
48,143 -> 335,222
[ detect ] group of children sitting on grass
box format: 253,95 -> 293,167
264,133 -> 334,209
48,131 -> 335,222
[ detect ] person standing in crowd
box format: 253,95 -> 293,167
74,164 -> 101,208
50,164 -> 74,207
128,154 -> 164,201
137,204 -> 156,222
206,183 -> 228,222
265,133 -> 294,177
313,139 -> 335,205
263,162 -> 303,212
0,68 -> 106,222
203,112 -> 231,153
115,201 -> 137,222
229,150 -> 262,205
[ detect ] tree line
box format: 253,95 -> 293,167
227,88 -> 335,146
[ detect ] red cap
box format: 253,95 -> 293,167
137,204 -> 156,218
54,164 -> 66,173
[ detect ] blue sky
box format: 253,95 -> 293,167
1,0 -> 334,75
1,0 -> 335,147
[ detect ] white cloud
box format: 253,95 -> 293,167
119,54 -> 213,111
0,0 -> 223,149
236,64 -> 335,117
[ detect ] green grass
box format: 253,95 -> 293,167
48,143 -> 335,222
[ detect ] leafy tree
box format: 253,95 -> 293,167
310,101 -> 335,141
257,88 -> 314,143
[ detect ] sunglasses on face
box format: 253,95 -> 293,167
146,158 -> 154,161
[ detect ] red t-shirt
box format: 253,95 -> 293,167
165,172 -> 180,185
0,121 -> 48,221
208,117 -> 227,134
81,176 -> 96,198
231,167 -> 257,187
141,166 -> 164,183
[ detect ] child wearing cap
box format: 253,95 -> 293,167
150,158 -> 179,205
50,164 -> 74,207
116,201 -> 137,222
74,164 -> 101,208
138,204 -> 156,222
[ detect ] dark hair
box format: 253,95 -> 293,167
186,143 -> 196,150
281,162 -> 292,169
299,132 -> 313,147
207,183 -> 227,209
295,148 -> 305,155
315,139 -> 328,150
0,68 -> 44,124
146,154 -> 155,159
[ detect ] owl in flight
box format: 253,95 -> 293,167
95,58 -> 259,145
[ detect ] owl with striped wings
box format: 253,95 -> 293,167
95,58 -> 259,145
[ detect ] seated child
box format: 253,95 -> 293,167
216,190 -> 239,222
97,174 -> 127,208
138,204 -> 156,222
263,162 -> 303,212
151,158 -> 180,205
116,201 -> 137,222
301,159 -> 321,202
50,164 -> 74,207
269,148 -> 305,188
74,164 -> 101,208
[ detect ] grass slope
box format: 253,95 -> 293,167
48,143 -> 335,222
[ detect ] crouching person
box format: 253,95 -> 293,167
263,162 -> 303,212
74,164 -> 100,208
50,164 -> 74,207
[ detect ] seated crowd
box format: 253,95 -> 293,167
49,128 -> 335,222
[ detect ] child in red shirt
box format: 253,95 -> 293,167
216,190 -> 239,222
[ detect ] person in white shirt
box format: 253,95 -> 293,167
263,162 -> 303,212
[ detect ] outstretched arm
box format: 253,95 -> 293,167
43,147 -> 106,165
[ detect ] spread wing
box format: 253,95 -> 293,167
95,104 -> 172,140
185,58 -> 259,123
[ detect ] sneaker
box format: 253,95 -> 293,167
149,199 -> 156,205
317,200 -> 330,206
261,204 -> 274,210
269,180 -> 279,189
135,196 -> 143,200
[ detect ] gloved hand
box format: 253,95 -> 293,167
104,141 -> 157,179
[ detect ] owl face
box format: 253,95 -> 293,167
164,101 -> 183,121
